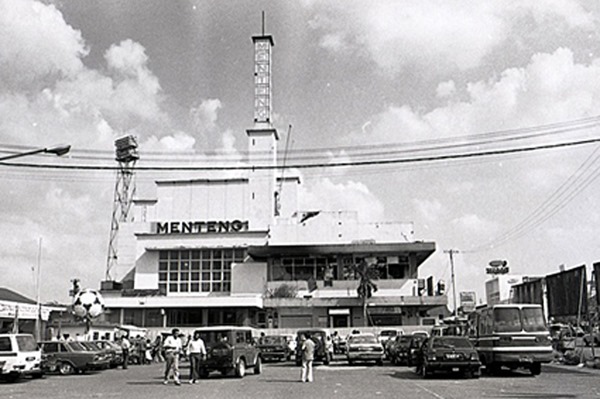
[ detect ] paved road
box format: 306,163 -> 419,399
2,358 -> 599,399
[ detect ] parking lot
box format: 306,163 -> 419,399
2,355 -> 600,399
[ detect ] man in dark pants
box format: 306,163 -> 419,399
120,335 -> 131,369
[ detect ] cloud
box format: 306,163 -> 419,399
190,98 -> 222,134
363,47 -> 600,144
304,0 -> 596,74
0,0 -> 87,91
298,178 -> 384,222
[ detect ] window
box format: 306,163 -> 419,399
158,248 -> 246,293
493,308 -> 522,333
16,336 -> 37,351
236,332 -> 245,344
0,337 -> 12,351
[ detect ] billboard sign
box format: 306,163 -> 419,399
486,260 -> 509,274
460,291 -> 476,313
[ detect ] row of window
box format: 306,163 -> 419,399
158,249 -> 245,293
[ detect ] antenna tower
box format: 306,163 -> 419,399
105,135 -> 139,281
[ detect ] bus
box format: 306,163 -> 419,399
467,304 -> 553,375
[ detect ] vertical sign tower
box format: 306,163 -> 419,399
247,13 -> 278,230
105,135 -> 139,281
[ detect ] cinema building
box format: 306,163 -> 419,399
99,29 -> 446,332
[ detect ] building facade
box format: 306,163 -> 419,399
99,28 -> 445,332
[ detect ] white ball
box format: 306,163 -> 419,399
72,289 -> 105,319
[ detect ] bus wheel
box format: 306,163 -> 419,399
530,363 -> 541,376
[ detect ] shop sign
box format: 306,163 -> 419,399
154,220 -> 249,235
486,260 -> 509,274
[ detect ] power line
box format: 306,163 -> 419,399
1,136 -> 599,171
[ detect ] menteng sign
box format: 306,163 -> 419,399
153,220 -> 249,235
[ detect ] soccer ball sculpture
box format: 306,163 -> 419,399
72,289 -> 105,320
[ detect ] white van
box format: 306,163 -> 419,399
0,333 -> 43,382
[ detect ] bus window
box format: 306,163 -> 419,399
493,308 -> 521,333
521,307 -> 547,332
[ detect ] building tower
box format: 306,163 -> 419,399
105,135 -> 139,281
247,14 -> 279,230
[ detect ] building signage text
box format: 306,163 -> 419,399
486,259 -> 509,275
154,220 -> 249,235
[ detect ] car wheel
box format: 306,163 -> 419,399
4,373 -> 20,383
377,359 -> 384,366
254,356 -> 262,375
58,362 -> 75,375
530,362 -> 541,376
235,359 -> 246,378
348,359 -> 354,366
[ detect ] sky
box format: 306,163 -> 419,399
2,0 -> 600,307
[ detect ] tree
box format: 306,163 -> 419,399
354,259 -> 379,327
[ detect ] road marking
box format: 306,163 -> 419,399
411,382 -> 446,399
316,365 -> 367,371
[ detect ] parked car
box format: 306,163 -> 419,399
415,336 -> 481,378
91,340 -> 123,368
387,335 -> 413,365
258,335 -> 291,362
78,341 -> 112,368
346,333 -> 384,366
0,333 -> 43,382
194,326 -> 262,378
295,329 -> 331,366
39,340 -> 109,375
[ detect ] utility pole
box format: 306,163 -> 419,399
444,249 -> 459,317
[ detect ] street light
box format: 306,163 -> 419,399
0,144 -> 71,162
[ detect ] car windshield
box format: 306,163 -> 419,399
521,307 -> 547,332
432,337 -> 472,348
349,335 -> 377,344
397,336 -> 411,344
494,308 -> 523,333
261,336 -> 285,345
16,335 -> 37,351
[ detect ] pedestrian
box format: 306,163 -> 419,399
187,331 -> 207,384
152,335 -> 164,363
120,334 -> 131,369
300,333 -> 315,383
163,328 -> 183,385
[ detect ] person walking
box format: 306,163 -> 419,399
163,328 -> 183,385
152,335 -> 164,363
300,334 -> 315,383
187,331 -> 207,384
120,334 -> 131,369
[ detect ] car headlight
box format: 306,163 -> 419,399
470,353 -> 479,361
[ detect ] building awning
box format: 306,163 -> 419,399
103,294 -> 263,309
328,308 -> 350,315
248,242 -> 436,266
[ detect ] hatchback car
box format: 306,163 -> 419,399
0,333 -> 43,382
415,336 -> 481,378
257,335 -> 291,362
194,326 -> 262,378
387,335 -> 413,365
346,333 -> 384,366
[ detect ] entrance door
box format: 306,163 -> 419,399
330,314 -> 349,328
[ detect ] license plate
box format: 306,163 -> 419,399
446,354 -> 460,359
452,367 -> 460,372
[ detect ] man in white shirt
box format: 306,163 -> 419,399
186,331 -> 207,384
163,328 -> 183,385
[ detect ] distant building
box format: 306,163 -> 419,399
485,275 -> 524,305
0,287 -> 63,338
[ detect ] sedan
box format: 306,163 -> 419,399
415,336 -> 481,378
346,333 -> 384,366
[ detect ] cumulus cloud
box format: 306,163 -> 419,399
190,98 -> 222,134
298,178 -> 384,222
363,47 -> 600,144
304,0 -> 595,74
0,0 -> 87,91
